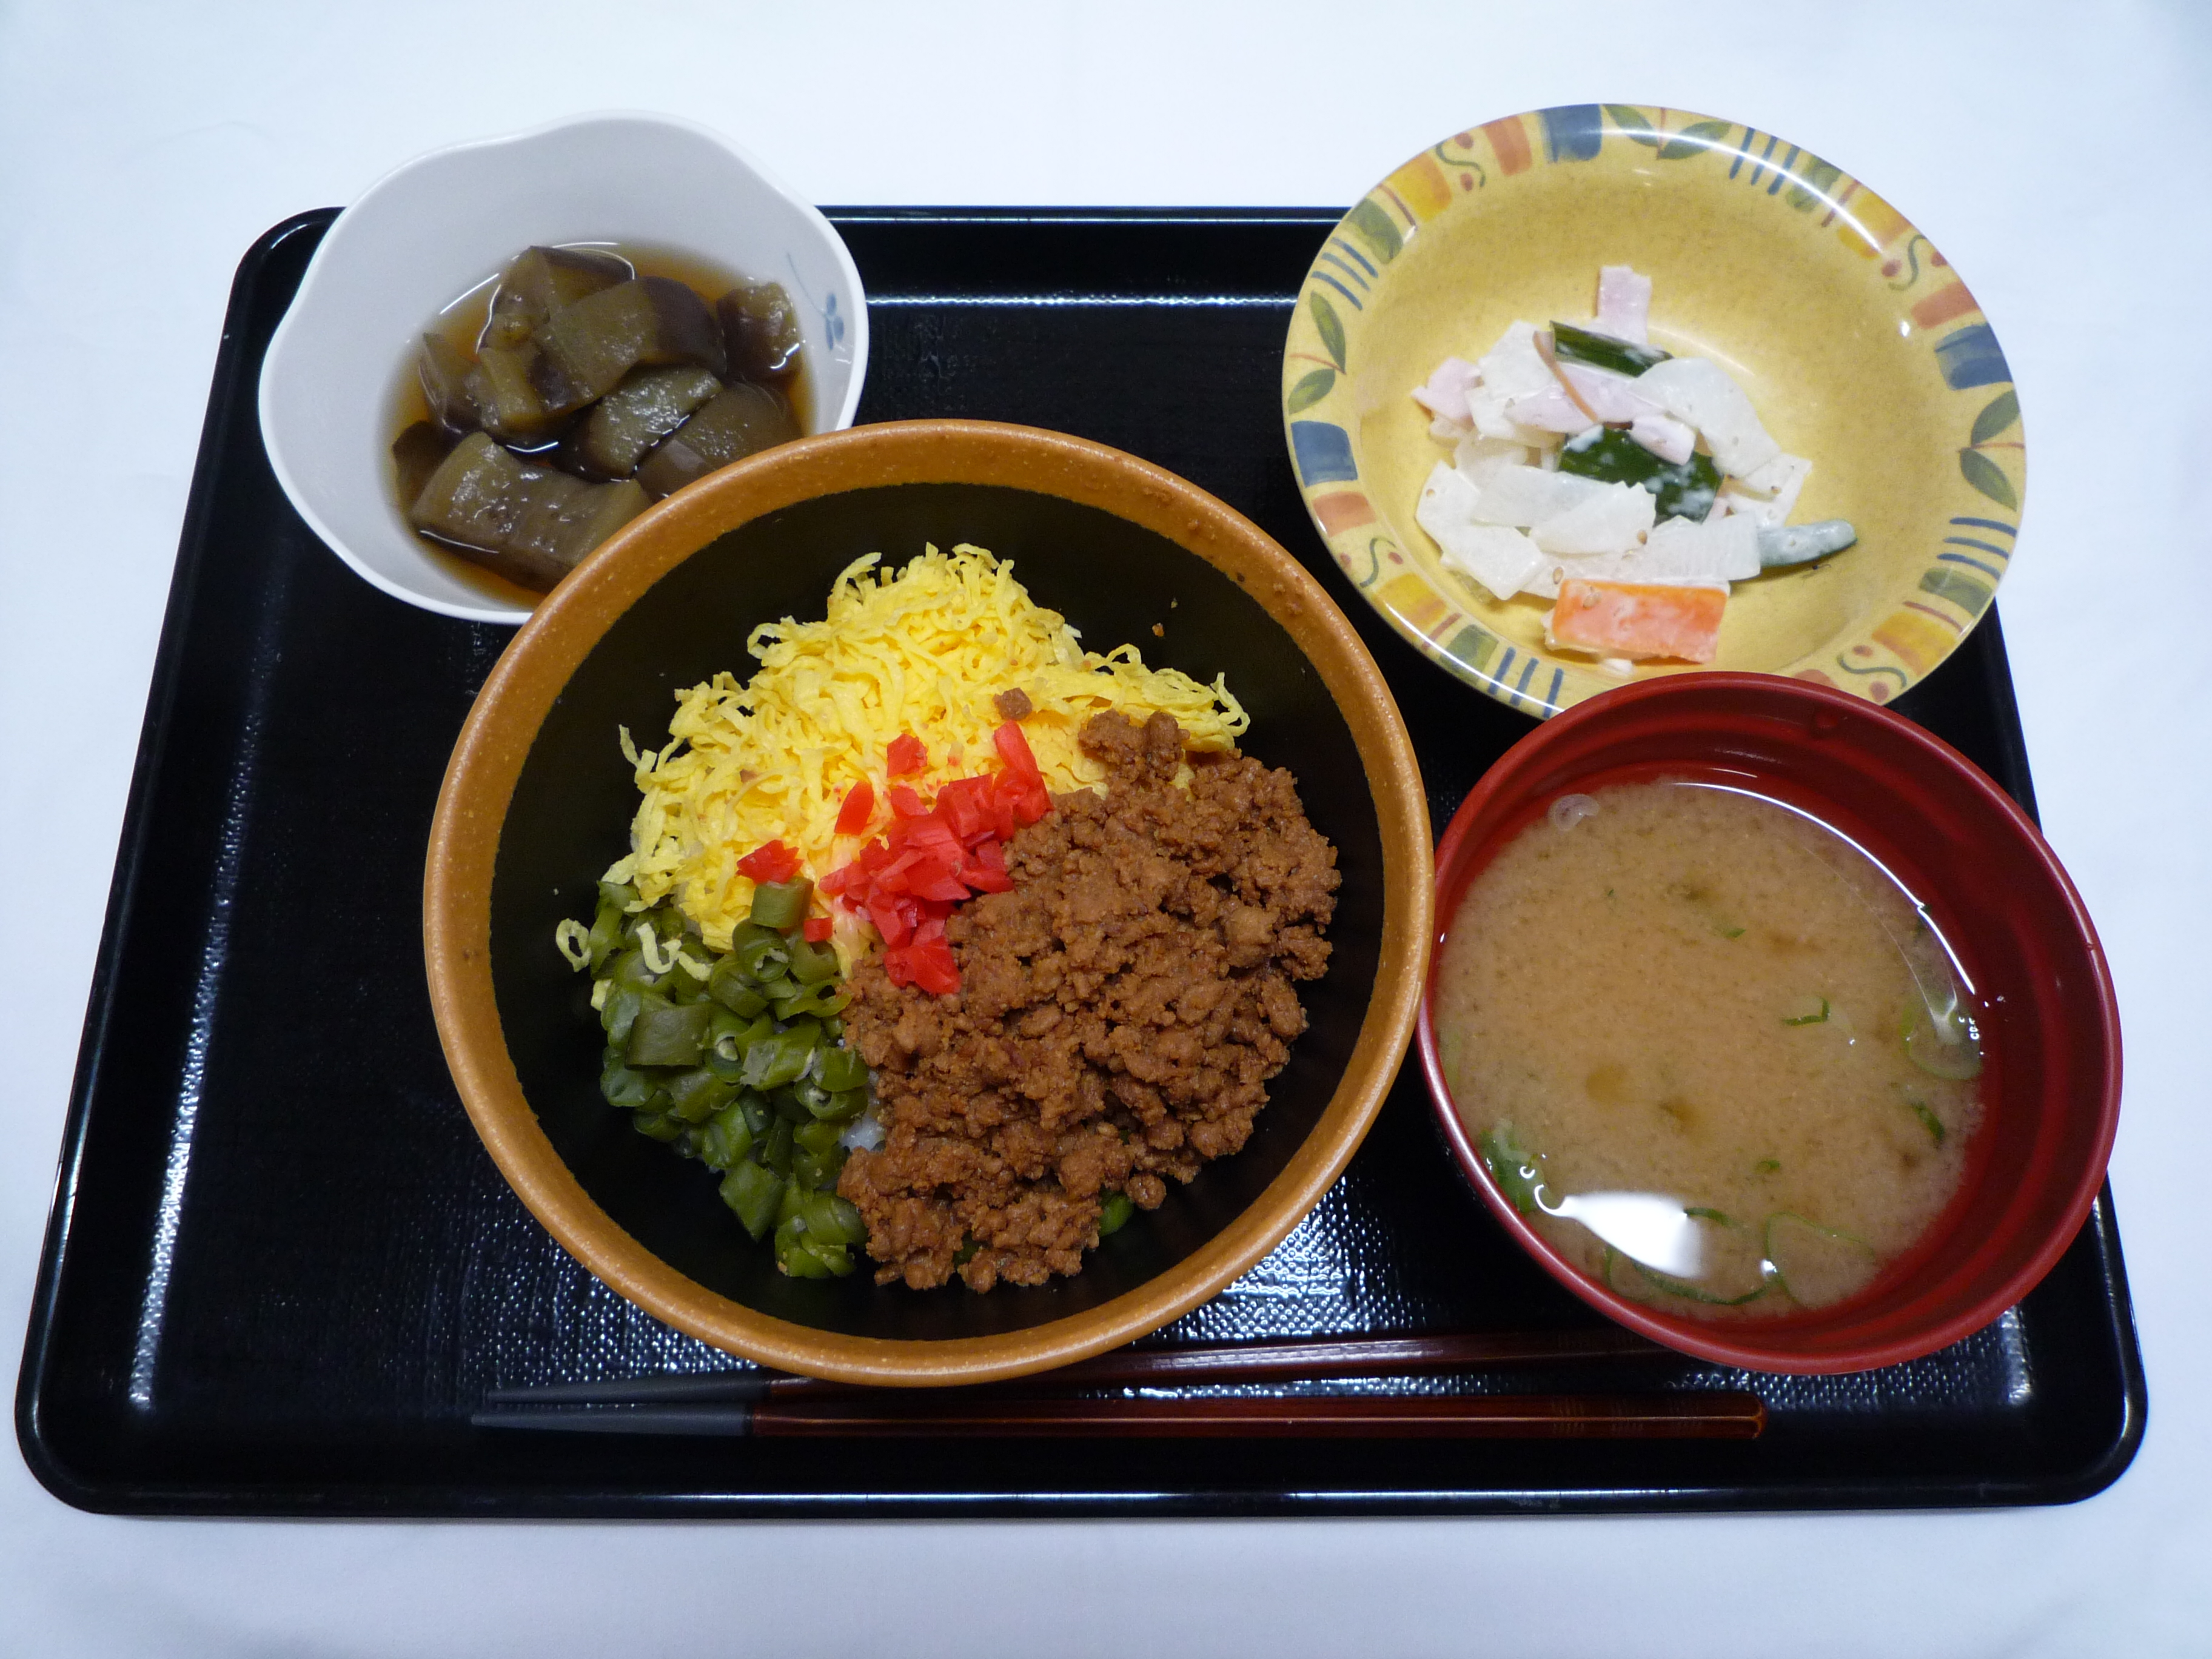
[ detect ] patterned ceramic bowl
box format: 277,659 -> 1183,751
1281,106 -> 2023,718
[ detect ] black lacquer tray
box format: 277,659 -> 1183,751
16,209 -> 2144,1517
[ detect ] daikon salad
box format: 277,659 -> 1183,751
1412,266 -> 1854,665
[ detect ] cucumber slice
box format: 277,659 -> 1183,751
1549,320 -> 1671,377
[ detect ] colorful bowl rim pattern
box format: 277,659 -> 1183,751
1280,104 -> 2025,721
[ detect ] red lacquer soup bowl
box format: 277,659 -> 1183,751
1418,674 -> 2120,1374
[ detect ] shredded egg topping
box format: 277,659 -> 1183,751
605,543 -> 1248,954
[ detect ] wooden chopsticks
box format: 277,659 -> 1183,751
477,1391 -> 1761,1439
472,1328 -> 1760,1441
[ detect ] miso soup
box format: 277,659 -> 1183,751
1433,779 -> 1984,1319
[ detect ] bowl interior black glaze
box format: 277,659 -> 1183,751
492,481 -> 1384,1341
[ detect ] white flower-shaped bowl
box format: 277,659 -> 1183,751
260,112 -> 868,625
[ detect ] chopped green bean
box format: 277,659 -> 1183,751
793,1118 -> 845,1156
771,1179 -> 854,1275
598,1048 -> 656,1110
792,1119 -> 846,1188
785,936 -> 839,984
707,956 -> 770,1017
585,899 -> 628,973
741,1029 -> 816,1090
664,1066 -> 737,1123
627,1001 -> 712,1067
793,1188 -> 865,1245
771,980 -> 851,1020
600,985 -> 646,1047
806,1086 -> 868,1125
564,877 -> 873,1264
607,947 -> 681,995
759,1118 -> 794,1178
664,962 -> 713,1004
720,1013 -> 776,1061
774,1175 -> 806,1228
730,921 -> 791,982
720,1158 -> 783,1239
1098,1191 -> 1135,1236
749,877 -> 814,931
701,1045 -> 745,1085
813,1044 -> 868,1093
777,1235 -> 848,1278
701,1101 -> 754,1170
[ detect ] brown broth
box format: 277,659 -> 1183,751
1433,779 -> 1985,1320
386,242 -> 814,609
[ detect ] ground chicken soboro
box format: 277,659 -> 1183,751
837,711 -> 1339,1291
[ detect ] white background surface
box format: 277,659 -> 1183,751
2,2 -> 2206,1652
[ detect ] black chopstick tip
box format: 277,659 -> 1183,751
483,1373 -> 776,1407
473,1404 -> 757,1438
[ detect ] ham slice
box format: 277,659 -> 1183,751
1594,266 -> 1653,346
1412,357 -> 1480,424
1503,383 -> 1595,433
1553,362 -> 1662,426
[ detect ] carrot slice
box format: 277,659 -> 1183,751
1547,579 -> 1726,663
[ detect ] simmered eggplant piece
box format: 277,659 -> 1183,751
569,364 -> 723,479
464,343 -> 560,443
391,420 -> 458,510
409,432 -> 646,591
483,246 -> 631,350
417,335 -> 481,432
717,280 -> 803,382
411,431 -> 531,556
509,474 -> 649,573
534,276 -> 726,404
636,382 -> 799,497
